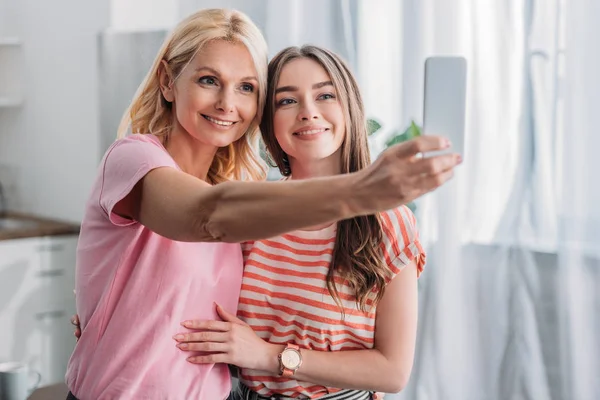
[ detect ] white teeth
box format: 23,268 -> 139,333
296,129 -> 327,136
205,115 -> 234,126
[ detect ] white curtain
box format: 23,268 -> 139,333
179,0 -> 357,61
358,1 -> 599,399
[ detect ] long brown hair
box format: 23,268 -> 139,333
117,9 -> 268,184
261,45 -> 390,313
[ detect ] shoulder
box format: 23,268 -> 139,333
102,134 -> 176,171
380,205 -> 418,242
106,134 -> 167,159
379,205 -> 426,278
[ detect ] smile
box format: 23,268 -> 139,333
293,128 -> 329,136
202,114 -> 237,126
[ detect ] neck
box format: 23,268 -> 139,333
288,149 -> 342,181
163,125 -> 218,181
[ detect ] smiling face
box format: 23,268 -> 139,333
161,39 -> 259,149
272,57 -> 346,169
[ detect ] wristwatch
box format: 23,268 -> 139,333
278,343 -> 302,377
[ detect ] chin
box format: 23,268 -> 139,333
196,133 -> 242,149
297,151 -> 338,162
211,138 -> 236,147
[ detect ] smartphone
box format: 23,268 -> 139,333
423,56 -> 467,156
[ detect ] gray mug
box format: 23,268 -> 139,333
0,362 -> 41,400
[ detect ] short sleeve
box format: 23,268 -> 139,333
380,205 -> 426,281
98,134 -> 178,226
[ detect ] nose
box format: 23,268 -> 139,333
214,88 -> 235,113
297,101 -> 319,122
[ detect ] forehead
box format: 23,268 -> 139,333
277,57 -> 331,87
189,39 -> 257,77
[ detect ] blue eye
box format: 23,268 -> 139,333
240,83 -> 255,93
319,93 -> 335,100
277,98 -> 296,106
198,76 -> 217,85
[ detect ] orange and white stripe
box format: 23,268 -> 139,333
238,205 -> 425,398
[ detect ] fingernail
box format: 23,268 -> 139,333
177,343 -> 188,349
457,155 -> 463,163
186,357 -> 196,363
173,334 -> 184,341
180,321 -> 190,327
444,139 -> 451,148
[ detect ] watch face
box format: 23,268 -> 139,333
281,349 -> 301,369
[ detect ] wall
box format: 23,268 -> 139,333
110,0 -> 177,31
0,0 -> 109,222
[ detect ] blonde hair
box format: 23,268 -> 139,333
118,9 -> 268,183
261,46 -> 387,313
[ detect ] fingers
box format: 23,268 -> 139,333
173,331 -> 230,343
186,354 -> 228,364
215,303 -> 248,326
410,153 -> 462,176
391,135 -> 451,158
71,315 -> 81,340
180,319 -> 231,331
416,167 -> 456,192
176,341 -> 229,352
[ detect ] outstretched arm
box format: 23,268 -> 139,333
125,136 -> 459,243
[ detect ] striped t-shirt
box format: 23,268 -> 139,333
238,205 -> 425,398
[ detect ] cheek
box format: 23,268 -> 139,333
273,108 -> 296,130
176,88 -> 204,117
332,110 -> 346,140
273,112 -> 293,146
240,96 -> 259,122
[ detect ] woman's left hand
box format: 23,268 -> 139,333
174,303 -> 280,371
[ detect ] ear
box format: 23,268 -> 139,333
158,59 -> 175,103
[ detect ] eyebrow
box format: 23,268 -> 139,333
275,80 -> 334,94
195,66 -> 258,82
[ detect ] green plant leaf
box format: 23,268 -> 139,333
384,120 -> 422,147
385,131 -> 408,147
407,120 -> 422,139
367,119 -> 382,136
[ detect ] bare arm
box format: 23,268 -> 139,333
259,261 -> 419,393
117,136 -> 460,243
126,167 -> 355,242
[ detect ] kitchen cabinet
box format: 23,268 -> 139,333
0,234 -> 77,386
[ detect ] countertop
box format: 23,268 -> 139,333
0,212 -> 80,241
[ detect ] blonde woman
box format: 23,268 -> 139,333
67,9 -> 460,400
175,46 -> 440,400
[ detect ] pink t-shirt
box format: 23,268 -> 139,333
66,134 -> 243,400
